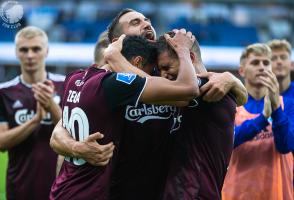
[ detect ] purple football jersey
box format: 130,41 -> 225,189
163,95 -> 236,200
0,73 -> 64,200
50,66 -> 147,200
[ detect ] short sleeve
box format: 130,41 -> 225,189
102,73 -> 147,110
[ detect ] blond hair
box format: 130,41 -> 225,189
267,39 -> 292,55
15,26 -> 48,45
240,43 -> 271,65
94,31 -> 110,64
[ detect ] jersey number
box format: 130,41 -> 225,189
63,106 -> 89,165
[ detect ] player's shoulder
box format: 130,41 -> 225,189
0,76 -> 20,90
48,72 -> 65,82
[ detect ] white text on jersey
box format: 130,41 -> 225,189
67,90 -> 81,103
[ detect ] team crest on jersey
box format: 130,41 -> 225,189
116,73 -> 136,85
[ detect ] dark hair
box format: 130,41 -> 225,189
157,31 -> 202,62
94,31 -> 110,64
121,35 -> 157,68
107,8 -> 134,42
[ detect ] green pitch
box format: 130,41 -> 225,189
0,152 -> 7,200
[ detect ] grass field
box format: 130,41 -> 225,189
0,152 -> 7,200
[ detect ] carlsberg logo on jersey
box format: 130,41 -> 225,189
15,109 -> 52,125
125,104 -> 176,123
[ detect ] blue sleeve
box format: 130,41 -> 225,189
272,103 -> 294,154
234,114 -> 269,148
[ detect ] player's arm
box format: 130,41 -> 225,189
0,103 -> 45,151
198,71 -> 248,106
271,104 -> 294,154
56,155 -> 64,176
50,120 -> 115,166
260,70 -> 294,153
32,80 -> 62,124
234,95 -> 271,148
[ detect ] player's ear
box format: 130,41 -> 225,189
239,65 -> 245,77
131,56 -> 144,69
112,38 -> 119,43
190,51 -> 196,63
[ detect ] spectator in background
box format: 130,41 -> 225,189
0,26 -> 64,199
268,39 -> 294,99
222,43 -> 294,200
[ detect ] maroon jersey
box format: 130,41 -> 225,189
109,103 -> 178,200
50,66 -> 147,200
0,73 -> 64,200
163,94 -> 236,200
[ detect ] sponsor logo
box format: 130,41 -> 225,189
188,99 -> 199,108
0,1 -> 23,29
116,73 -> 137,85
170,109 -> 182,134
125,104 -> 175,123
14,109 -> 52,125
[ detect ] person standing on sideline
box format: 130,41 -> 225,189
268,39 -> 294,99
222,43 -> 294,200
0,26 -> 64,200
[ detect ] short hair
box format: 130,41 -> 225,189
107,8 -> 135,42
94,31 -> 110,64
267,39 -> 292,55
240,43 -> 272,65
121,35 -> 157,68
15,26 -> 48,45
157,31 -> 202,62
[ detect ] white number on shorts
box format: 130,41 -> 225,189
63,106 -> 89,165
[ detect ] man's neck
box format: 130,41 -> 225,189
277,75 -> 291,94
99,64 -> 111,71
21,70 -> 47,85
245,82 -> 267,100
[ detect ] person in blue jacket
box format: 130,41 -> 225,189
233,43 -> 294,153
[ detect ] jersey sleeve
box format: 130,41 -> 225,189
271,99 -> 294,153
102,72 -> 147,110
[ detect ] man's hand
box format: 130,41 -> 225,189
104,34 -> 126,62
198,72 -> 233,102
164,29 -> 195,52
72,132 -> 115,166
33,102 -> 46,123
259,70 -> 280,110
32,80 -> 55,111
263,93 -> 272,118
